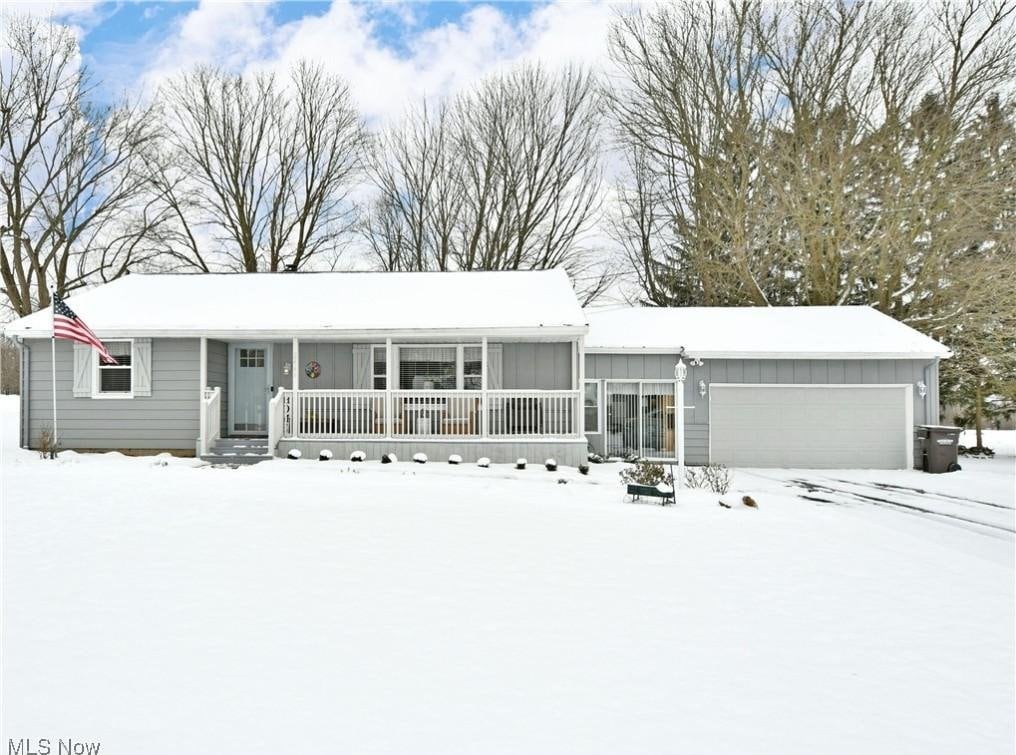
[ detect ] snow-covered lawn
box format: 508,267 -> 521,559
2,396 -> 1013,755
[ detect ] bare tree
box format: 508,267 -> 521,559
0,15 -> 167,317
157,62 -> 368,272
364,64 -> 610,300
607,0 -> 1016,320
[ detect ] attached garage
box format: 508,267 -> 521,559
709,384 -> 913,469
584,306 -> 951,469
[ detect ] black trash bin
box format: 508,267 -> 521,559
918,425 -> 962,473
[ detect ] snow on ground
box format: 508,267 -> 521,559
961,428 -> 1016,457
1,396 -> 1013,755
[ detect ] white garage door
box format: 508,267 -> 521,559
709,385 -> 912,469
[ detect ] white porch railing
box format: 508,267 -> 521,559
200,386 -> 221,455
268,387 -> 287,452
277,389 -> 581,440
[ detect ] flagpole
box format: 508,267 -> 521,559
50,286 -> 58,455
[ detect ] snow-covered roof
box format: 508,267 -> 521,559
585,306 -> 951,359
3,270 -> 587,338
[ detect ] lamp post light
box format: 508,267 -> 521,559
674,356 -> 687,490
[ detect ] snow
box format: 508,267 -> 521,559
3,269 -> 586,337
447,454 -> 462,465
960,429 -> 1016,456
1,396 -> 1013,754
350,451 -> 366,462
585,306 -> 951,358
318,449 -> 333,461
413,452 -> 428,463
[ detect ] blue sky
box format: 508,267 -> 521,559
29,1 -> 611,114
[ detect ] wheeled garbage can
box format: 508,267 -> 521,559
917,425 -> 962,473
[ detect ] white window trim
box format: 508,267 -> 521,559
393,343 -> 484,391
583,379 -> 601,434
91,338 -> 134,399
371,344 -> 387,390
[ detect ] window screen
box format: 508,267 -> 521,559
373,346 -> 387,390
399,347 -> 456,390
584,381 -> 600,433
463,346 -> 482,390
99,341 -> 132,393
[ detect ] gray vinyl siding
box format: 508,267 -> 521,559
207,339 -> 228,435
501,342 -> 572,389
269,341 -> 572,391
584,354 -> 937,464
22,337 -> 199,452
273,342 -> 354,390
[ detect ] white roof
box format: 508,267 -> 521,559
3,270 -> 587,338
585,306 -> 950,359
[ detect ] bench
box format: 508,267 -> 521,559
627,484 -> 675,506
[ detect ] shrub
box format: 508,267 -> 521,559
587,452 -> 605,464
684,464 -> 732,494
413,453 -> 428,464
287,449 -> 302,460
448,454 -> 462,465
381,453 -> 397,464
578,463 -> 590,476
318,450 -> 333,461
477,457 -> 491,468
544,458 -> 557,472
350,451 -> 366,462
516,458 -> 527,470
619,459 -> 673,488
37,427 -> 59,459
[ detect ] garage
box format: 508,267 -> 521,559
709,384 -> 913,469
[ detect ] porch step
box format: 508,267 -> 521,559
202,437 -> 272,465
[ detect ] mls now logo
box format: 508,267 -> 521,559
8,740 -> 101,755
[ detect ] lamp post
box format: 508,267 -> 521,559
674,356 -> 687,489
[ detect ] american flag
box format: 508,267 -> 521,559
53,293 -> 118,364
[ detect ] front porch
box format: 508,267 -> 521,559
197,334 -> 588,464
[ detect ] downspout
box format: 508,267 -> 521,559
18,338 -> 29,449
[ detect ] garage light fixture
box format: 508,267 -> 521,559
916,380 -> 927,398
698,379 -> 707,397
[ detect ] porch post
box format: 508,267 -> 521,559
199,336 -> 207,455
576,334 -> 585,437
292,337 -> 299,438
674,357 -> 687,490
481,336 -> 489,438
385,337 -> 393,438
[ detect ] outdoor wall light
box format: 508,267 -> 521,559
698,379 -> 708,397
283,362 -> 292,376
916,380 -> 928,398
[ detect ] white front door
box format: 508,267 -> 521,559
229,343 -> 272,435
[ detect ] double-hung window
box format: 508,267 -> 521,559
372,346 -> 387,389
463,346 -> 483,390
583,380 -> 600,433
97,341 -> 133,395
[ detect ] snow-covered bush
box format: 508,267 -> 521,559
477,457 -> 491,468
350,451 -> 366,462
544,458 -> 557,472
381,453 -> 397,464
578,463 -> 590,476
318,450 -> 333,461
448,454 -> 462,465
413,453 -> 428,464
619,459 -> 672,487
287,449 -> 302,460
587,452 -> 605,464
684,464 -> 732,494
516,458 -> 527,470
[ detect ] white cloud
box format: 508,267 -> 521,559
137,0 -> 618,123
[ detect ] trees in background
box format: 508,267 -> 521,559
0,16 -> 165,317
156,62 -> 368,272
363,65 -> 612,303
608,0 -> 1015,439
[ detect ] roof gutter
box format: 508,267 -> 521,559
584,347 -> 952,360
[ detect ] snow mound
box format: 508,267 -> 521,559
477,457 -> 491,468
413,453 -> 428,464
287,449 -> 302,460
448,454 -> 462,465
350,451 -> 366,462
